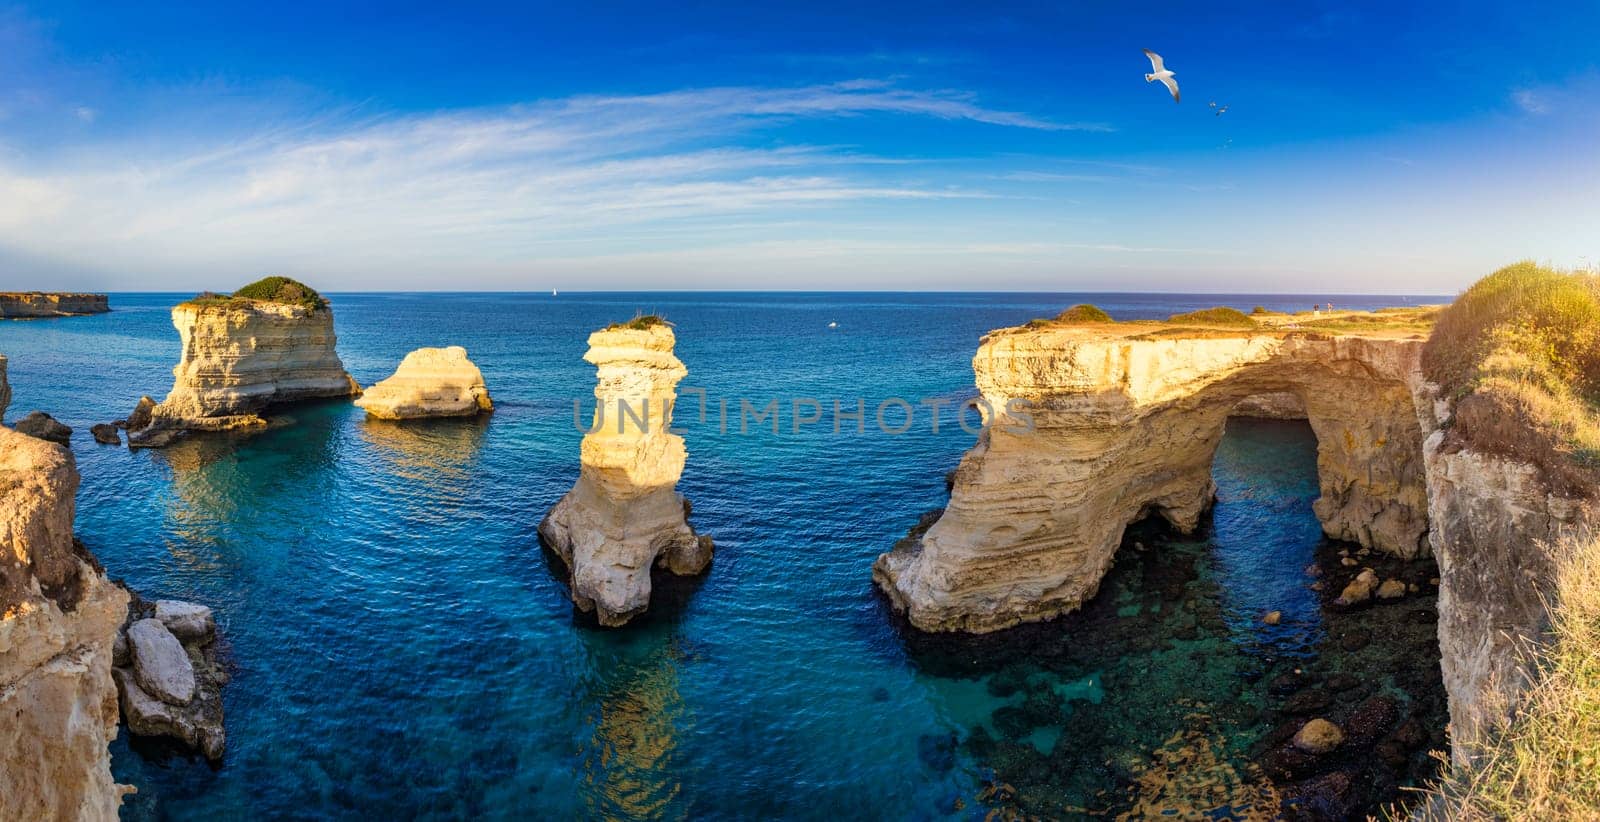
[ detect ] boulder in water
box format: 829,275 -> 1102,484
14,411 -> 71,444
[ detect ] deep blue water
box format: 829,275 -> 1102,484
0,292 -> 1443,820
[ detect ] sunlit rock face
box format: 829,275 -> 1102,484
538,324 -> 712,626
143,300 -> 359,433
0,427 -> 132,821
0,292 -> 109,318
354,346 -> 493,419
874,328 -> 1431,634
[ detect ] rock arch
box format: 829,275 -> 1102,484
874,331 -> 1430,634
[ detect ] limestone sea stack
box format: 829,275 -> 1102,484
0,292 -> 109,318
0,426 -> 132,820
538,319 -> 713,626
127,277 -> 359,446
354,346 -> 493,419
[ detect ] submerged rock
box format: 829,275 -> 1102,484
1292,718 -> 1344,754
14,411 -> 72,444
354,346 -> 493,419
538,321 -> 712,626
1262,610 -> 1282,625
1335,569 -> 1380,606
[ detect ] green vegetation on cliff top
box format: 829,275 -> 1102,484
606,314 -> 671,331
181,276 -> 328,310
1165,306 -> 1257,327
1055,303 -> 1114,323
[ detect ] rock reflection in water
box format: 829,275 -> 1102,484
358,415 -> 488,506
578,639 -> 688,821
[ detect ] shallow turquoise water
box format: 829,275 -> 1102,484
0,292 -> 1441,820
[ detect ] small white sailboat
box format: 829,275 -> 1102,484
552,289 -> 558,296
827,321 -> 838,328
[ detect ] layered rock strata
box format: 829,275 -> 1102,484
0,426 -> 132,820
129,297 -> 359,445
538,324 -> 712,626
0,292 -> 109,318
354,346 -> 493,419
875,328 -> 1430,634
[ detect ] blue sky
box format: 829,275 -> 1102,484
0,1 -> 1596,293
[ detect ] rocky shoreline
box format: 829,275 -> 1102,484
887,490 -> 1448,819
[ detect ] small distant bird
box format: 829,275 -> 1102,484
1209,101 -> 1229,116
1143,49 -> 1179,102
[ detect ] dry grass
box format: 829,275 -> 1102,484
1418,536 -> 1600,819
1422,262 -> 1600,490
605,313 -> 671,331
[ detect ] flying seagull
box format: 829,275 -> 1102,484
1143,49 -> 1179,102
1209,101 -> 1229,116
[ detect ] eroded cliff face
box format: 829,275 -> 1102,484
354,346 -> 493,419
538,325 -> 712,626
0,292 -> 109,318
0,427 -> 132,821
139,300 -> 359,436
1416,385 -> 1596,762
874,328 -> 1431,633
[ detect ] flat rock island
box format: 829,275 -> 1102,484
354,346 -> 493,419
0,292 -> 109,318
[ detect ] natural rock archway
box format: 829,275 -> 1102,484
875,329 -> 1431,635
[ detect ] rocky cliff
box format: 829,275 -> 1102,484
131,294 -> 359,442
877,295 -> 1600,769
0,426 -> 132,820
875,326 -> 1430,634
0,292 -> 109,318
538,323 -> 712,626
1420,409 -> 1593,761
354,346 -> 493,419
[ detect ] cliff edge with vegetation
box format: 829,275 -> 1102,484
877,263 -> 1599,809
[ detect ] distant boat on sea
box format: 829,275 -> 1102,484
828,321 -> 838,328
552,289 -> 558,296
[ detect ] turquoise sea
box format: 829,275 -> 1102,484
0,292 -> 1447,820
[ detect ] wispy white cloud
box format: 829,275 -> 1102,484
0,81 -> 1088,285
1511,88 -> 1550,114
